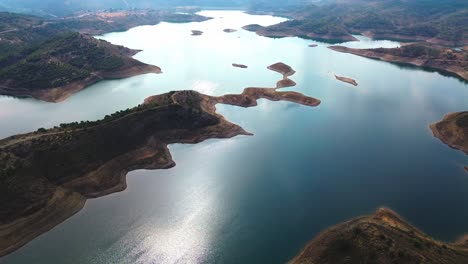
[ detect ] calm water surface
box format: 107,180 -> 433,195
1,10 -> 468,264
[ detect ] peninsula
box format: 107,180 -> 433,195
290,208 -> 468,264
430,111 -> 468,155
0,32 -> 160,102
329,44 -> 468,82
242,24 -> 264,32
0,63 -> 320,257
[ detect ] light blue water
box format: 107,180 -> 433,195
1,10 -> 468,264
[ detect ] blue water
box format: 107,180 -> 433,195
1,10 -> 467,264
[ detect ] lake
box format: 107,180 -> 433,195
1,10 -> 468,264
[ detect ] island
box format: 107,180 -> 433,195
308,44 -> 318,48
191,30 -> 204,36
267,62 -> 299,88
290,208 -> 468,264
232,63 -> 248,69
267,62 -> 296,77
430,112 -> 468,155
0,63 -> 320,257
329,44 -> 468,82
0,11 -> 211,102
223,28 -> 237,33
247,0 -> 467,46
335,75 -> 358,86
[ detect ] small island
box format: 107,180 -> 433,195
232,63 -> 248,69
335,74 -> 358,86
308,44 -> 318,48
0,11 -> 212,102
0,63 -> 320,257
290,208 -> 468,263
223,28 -> 237,33
267,62 -> 296,77
191,30 -> 204,36
329,44 -> 468,82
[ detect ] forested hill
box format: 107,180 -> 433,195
250,0 -> 467,46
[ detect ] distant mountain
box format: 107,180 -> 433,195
0,0 -> 311,17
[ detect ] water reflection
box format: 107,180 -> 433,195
1,10 -> 468,264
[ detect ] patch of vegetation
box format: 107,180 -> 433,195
54,100 -> 166,131
455,113 -> 468,128
0,30 -> 130,90
374,44 -> 442,58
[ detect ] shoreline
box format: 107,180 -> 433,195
0,63 -> 320,257
328,45 -> 468,82
360,31 -> 466,47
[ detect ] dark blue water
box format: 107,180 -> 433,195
1,10 -> 467,264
